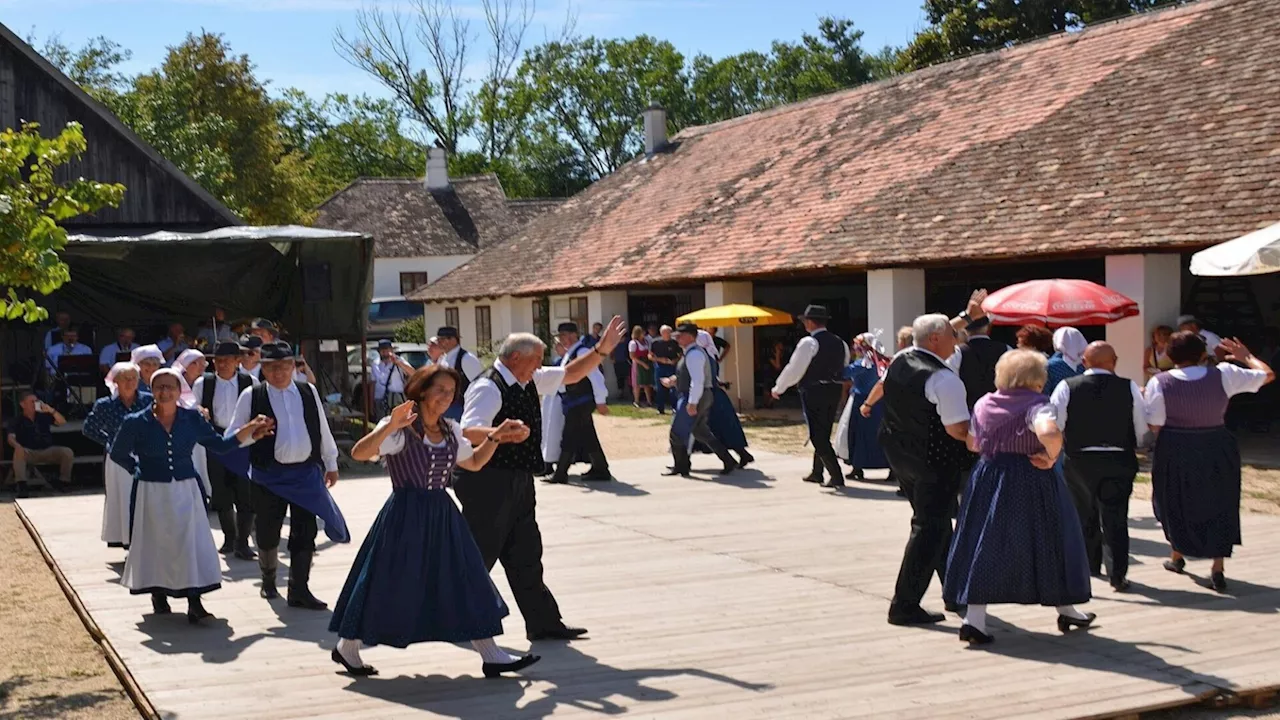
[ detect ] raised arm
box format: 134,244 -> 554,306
564,316 -> 624,386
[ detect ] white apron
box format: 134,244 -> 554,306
540,392 -> 565,463
120,477 -> 222,596
101,457 -> 134,547
835,399 -> 854,462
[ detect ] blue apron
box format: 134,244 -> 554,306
671,395 -> 696,453
249,462 -> 350,543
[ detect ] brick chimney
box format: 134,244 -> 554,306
426,145 -> 449,190
642,105 -> 667,156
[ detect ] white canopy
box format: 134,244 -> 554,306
1190,221 -> 1280,277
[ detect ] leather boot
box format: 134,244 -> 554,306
233,510 -> 257,560
216,508 -> 236,554
287,551 -> 328,610
259,552 -> 280,600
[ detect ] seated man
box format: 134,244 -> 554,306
7,393 -> 73,497
99,327 -> 139,375
46,328 -> 93,375
157,322 -> 189,364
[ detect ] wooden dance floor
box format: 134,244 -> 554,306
18,451 -> 1280,719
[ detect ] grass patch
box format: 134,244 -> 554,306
603,403 -> 666,421
1135,472 -> 1151,485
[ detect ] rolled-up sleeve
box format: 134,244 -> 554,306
533,366 -> 568,397
1129,381 -> 1148,444
461,379 -> 502,430
1144,376 -> 1165,427
589,368 -> 607,404
1218,362 -> 1270,398
925,371 -> 970,425
772,337 -> 817,395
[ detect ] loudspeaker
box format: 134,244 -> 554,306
301,262 -> 332,303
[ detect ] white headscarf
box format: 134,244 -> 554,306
105,361 -> 140,399
1053,327 -> 1087,369
172,349 -> 206,407
147,367 -> 185,403
696,330 -> 719,359
131,344 -> 163,365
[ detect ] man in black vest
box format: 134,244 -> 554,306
192,341 -> 257,559
954,316 -> 1010,410
438,326 -> 483,421
1049,341 -> 1147,591
879,313 -> 972,626
225,341 -> 350,609
661,322 -> 739,478
544,322 -> 611,484
454,317 -> 625,641
770,305 -> 850,488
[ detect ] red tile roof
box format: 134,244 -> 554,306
417,0 -> 1280,302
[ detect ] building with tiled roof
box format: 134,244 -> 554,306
413,0 -> 1280,399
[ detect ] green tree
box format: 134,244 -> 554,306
688,51 -> 773,125
38,34 -> 132,105
0,122 -> 125,322
393,316 -> 426,343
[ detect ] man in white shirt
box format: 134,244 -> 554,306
195,306 -> 237,348
43,311 -> 73,350
663,322 -> 740,478
225,341 -> 348,610
45,328 -> 93,376
156,322 -> 189,364
239,335 -> 263,380
193,341 -> 258,560
1049,342 -> 1146,592
437,326 -> 484,421
770,305 -> 851,488
1177,314 -> 1223,359
98,327 -> 139,375
542,322 -> 611,484
370,339 -> 416,419
455,316 -> 625,642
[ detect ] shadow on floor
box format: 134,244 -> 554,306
135,595 -> 335,664
0,676 -> 124,720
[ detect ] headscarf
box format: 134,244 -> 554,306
852,332 -> 888,373
147,367 -> 185,403
131,344 -> 163,365
1052,327 -> 1087,369
172,349 -> 206,407
105,361 -> 140,399
696,330 -> 719,359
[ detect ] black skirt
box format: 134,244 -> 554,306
1152,426 -> 1241,558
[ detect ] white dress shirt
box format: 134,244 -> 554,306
44,327 -> 68,349
559,340 -> 607,404
192,372 -> 258,429
242,364 -> 262,381
462,360 -> 566,430
98,342 -> 139,367
370,358 -> 407,399
772,329 -> 851,395
156,337 -> 189,361
373,417 -> 475,461
1144,363 -> 1269,426
196,325 -> 236,348
1048,368 -> 1146,451
681,345 -> 713,405
46,342 -> 92,373
441,346 -> 484,383
224,382 -> 340,472
1199,329 -> 1223,355
895,347 -> 970,425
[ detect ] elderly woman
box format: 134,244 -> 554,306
131,344 -> 165,391
172,348 -> 213,497
83,362 -> 153,549
110,369 -> 271,622
330,366 -> 538,678
1015,325 -> 1054,356
836,332 -> 889,481
944,350 -> 1094,645
1046,327 -> 1087,395
1146,332 -> 1274,592
693,330 -> 753,468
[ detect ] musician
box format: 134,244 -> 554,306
45,328 -> 92,375
196,307 -> 236,348
43,311 -> 72,349
98,327 -> 139,375
157,322 -> 189,364
437,327 -> 483,421
192,341 -> 258,560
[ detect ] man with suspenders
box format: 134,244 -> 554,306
192,341 -> 257,559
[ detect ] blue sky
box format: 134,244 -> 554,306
1,0 -> 926,99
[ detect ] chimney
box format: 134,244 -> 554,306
426,145 -> 449,190
642,104 -> 667,156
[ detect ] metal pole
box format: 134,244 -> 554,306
360,330 -> 370,434
734,325 -> 742,411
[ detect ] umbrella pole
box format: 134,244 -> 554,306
734,326 -> 742,412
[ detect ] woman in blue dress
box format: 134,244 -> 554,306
330,364 -> 540,678
83,362 -> 152,549
944,350 -> 1094,645
110,369 -> 272,623
835,333 -> 889,481
1045,327 -> 1086,395
692,331 -> 753,468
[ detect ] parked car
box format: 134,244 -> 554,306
347,342 -> 431,409
367,296 -> 424,339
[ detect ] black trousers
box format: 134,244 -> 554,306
251,482 -> 317,555
453,467 -> 563,634
555,404 -> 608,478
1064,451 -> 1137,581
801,386 -> 843,480
883,436 -> 962,613
207,453 -> 251,514
670,393 -> 735,472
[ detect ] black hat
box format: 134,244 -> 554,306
437,326 -> 459,339
251,317 -> 278,333
557,322 -> 579,334
675,322 -> 698,335
800,304 -> 831,321
213,341 -> 242,358
241,335 -> 264,350
259,341 -> 293,362
377,338 -> 394,349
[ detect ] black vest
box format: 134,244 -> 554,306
879,349 -> 969,471
957,337 -> 1008,409
562,342 -> 595,408
248,381 -> 323,468
676,346 -> 708,397
1063,373 -> 1137,453
483,369 -> 545,472
200,371 -> 254,432
452,348 -> 474,400
799,330 -> 846,391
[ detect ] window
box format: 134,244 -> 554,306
399,272 -> 430,295
569,296 -> 588,333
532,297 -> 550,344
444,307 -> 459,330
475,306 -> 492,350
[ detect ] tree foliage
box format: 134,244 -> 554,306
0,122 -> 125,323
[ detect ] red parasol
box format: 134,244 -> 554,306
981,279 -> 1139,327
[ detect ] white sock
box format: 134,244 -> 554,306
1057,604 -> 1089,620
962,603 -> 987,634
337,637 -> 364,666
472,637 -> 520,664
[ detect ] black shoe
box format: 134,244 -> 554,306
1057,612 -> 1097,633
801,475 -> 823,484
483,654 -> 541,678
151,594 -> 172,615
888,606 -> 945,626
1110,578 -> 1131,593
895,488 -> 906,498
1163,558 -> 1186,574
1211,571 -> 1228,593
287,552 -> 327,610
534,463 -> 554,477
234,543 -> 258,561
720,464 -> 736,476
218,536 -> 236,554
583,469 -> 612,481
187,598 -> 214,625
944,601 -> 967,616
288,585 -> 328,610
542,474 -> 569,484
216,509 -> 236,554
331,648 -> 378,676
822,478 -> 845,488
527,626 -> 588,642
737,451 -> 754,468
958,624 -> 994,645
662,468 -> 692,478
259,553 -> 280,600
846,468 -> 865,481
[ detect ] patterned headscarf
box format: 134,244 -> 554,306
852,331 -> 890,374
105,361 -> 140,399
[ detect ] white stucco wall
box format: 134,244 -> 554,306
373,255 -> 474,298
424,296 -> 518,354
1106,254 -> 1182,383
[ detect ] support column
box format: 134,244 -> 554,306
704,281 -> 755,410
1106,254 -> 1181,384
588,290 -> 629,399
867,269 -> 925,348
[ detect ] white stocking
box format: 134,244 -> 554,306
1056,605 -> 1089,620
337,637 -> 364,666
471,637 -> 520,664
962,603 -> 987,634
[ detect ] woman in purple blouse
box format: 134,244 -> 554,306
329,364 -> 540,679
944,350 -> 1094,645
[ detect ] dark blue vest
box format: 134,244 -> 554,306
799,330 -> 845,391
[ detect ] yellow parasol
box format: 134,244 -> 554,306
676,304 -> 795,409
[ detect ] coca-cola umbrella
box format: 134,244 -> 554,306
981,279 -> 1139,327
